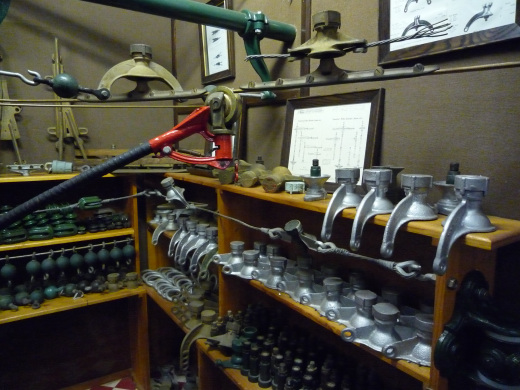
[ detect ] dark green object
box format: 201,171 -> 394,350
28,225 -> 54,241
310,159 -> 321,177
14,291 -> 31,306
44,285 -> 60,300
78,196 -> 103,210
25,258 -> 41,276
0,294 -> 18,311
0,262 -> 16,280
109,246 -> 123,262
56,253 -> 70,271
69,252 -> 84,269
51,73 -> 80,98
122,243 -> 136,260
84,249 -> 98,267
30,289 -> 44,304
41,255 -> 57,275
0,0 -> 9,25
97,246 -> 111,265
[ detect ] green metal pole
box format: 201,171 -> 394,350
79,0 -> 296,43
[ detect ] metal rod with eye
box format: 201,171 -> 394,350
404,0 -> 432,13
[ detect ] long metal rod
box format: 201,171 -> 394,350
79,0 -> 296,42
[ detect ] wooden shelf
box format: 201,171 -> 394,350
249,280 -> 431,385
0,172 -> 115,183
197,339 -> 267,389
144,285 -> 189,333
165,172 -> 520,251
0,228 -> 135,252
0,286 -> 145,325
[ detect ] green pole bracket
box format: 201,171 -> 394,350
240,10 -> 271,82
78,196 -> 102,210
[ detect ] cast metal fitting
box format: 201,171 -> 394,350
350,169 -> 394,251
380,174 -> 437,258
432,175 -> 495,275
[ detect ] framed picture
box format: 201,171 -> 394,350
379,0 -> 520,65
199,0 -> 235,84
280,89 -> 385,186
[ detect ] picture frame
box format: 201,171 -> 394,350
199,0 -> 235,84
280,89 -> 385,186
379,0 -> 520,65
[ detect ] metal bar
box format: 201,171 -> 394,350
79,0 -> 296,42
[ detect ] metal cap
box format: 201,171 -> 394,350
372,302 -> 400,322
186,219 -> 197,229
230,241 -> 245,251
206,226 -> 218,238
269,256 -> 287,267
401,174 -> 433,190
335,167 -> 360,184
414,313 -> 434,332
201,309 -> 217,323
363,169 -> 392,186
454,175 -> 489,195
313,10 -> 341,30
196,223 -> 209,233
354,290 -> 378,308
266,244 -> 281,256
254,241 -> 267,254
243,249 -> 259,263
323,276 -> 343,290
130,43 -> 152,58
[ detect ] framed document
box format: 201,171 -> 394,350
199,0 -> 236,84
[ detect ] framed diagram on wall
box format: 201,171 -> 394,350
199,0 -> 235,84
280,89 -> 385,183
379,0 -> 520,64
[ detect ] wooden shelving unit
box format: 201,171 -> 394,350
0,173 -> 150,390
156,171 -> 520,390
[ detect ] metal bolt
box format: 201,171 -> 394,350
162,146 -> 172,154
447,278 -> 458,290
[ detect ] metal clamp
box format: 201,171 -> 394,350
432,175 -> 495,275
321,167 -> 362,241
380,174 -> 437,258
350,169 -> 394,251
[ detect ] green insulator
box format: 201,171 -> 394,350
52,73 -> 79,98
0,263 -> 16,280
30,289 -> 44,304
110,246 -> 123,262
44,285 -> 59,300
56,253 -> 70,271
84,249 -> 98,267
0,295 -> 18,311
41,255 -> 57,275
25,258 -> 41,276
14,291 -> 30,306
97,247 -> 111,264
69,252 -> 84,269
122,243 -> 136,261
62,283 -> 77,297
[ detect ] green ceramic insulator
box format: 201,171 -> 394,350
0,295 -> 18,311
30,289 -> 44,304
69,252 -> 84,269
44,285 -> 59,300
25,259 -> 41,276
110,246 -> 123,262
41,256 -> 57,274
14,291 -> 30,306
52,73 -> 79,98
84,250 -> 98,267
122,243 -> 136,260
0,263 -> 16,280
97,247 -> 111,264
56,254 -> 70,271
62,283 -> 77,297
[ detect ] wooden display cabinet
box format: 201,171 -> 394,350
0,172 -> 150,390
144,171 -> 520,390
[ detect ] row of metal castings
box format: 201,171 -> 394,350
0,238 -> 137,312
0,200 -> 131,245
214,241 -> 434,367
207,303 -> 410,390
150,199 -> 219,282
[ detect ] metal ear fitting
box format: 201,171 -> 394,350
380,174 -> 437,258
350,169 -> 394,251
432,175 -> 495,275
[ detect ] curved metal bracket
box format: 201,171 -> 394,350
403,15 -> 434,36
